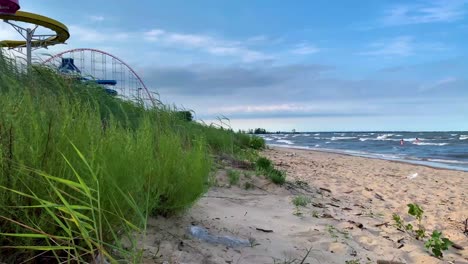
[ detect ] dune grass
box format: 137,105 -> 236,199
0,53 -> 264,263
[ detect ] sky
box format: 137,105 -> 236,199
1,0 -> 468,131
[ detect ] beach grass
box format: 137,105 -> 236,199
0,53 -> 263,263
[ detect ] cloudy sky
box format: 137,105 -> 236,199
2,0 -> 468,131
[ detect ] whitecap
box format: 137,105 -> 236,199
276,139 -> 294,145
376,134 -> 394,140
331,136 -> 356,141
460,135 -> 468,140
412,142 -> 448,146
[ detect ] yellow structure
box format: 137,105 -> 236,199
0,11 -> 69,65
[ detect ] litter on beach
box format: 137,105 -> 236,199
407,173 -> 418,179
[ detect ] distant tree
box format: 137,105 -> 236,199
254,128 -> 267,134
176,111 -> 193,122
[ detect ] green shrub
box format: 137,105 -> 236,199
256,157 -> 273,171
292,195 -> 311,207
249,136 -> 265,150
228,170 -> 241,186
267,168 -> 286,185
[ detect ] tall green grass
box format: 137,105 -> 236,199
0,53 -> 263,263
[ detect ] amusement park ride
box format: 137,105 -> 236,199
0,0 -> 155,104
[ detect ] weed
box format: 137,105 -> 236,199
327,225 -> 339,241
311,210 -> 320,218
292,195 -> 311,207
267,168 -> 286,185
326,225 -> 349,241
424,230 -> 453,258
256,157 -> 273,171
249,136 -> 266,150
392,203 -> 453,258
345,260 -> 361,264
228,170 -> 241,186
293,207 -> 303,217
244,182 -> 255,190
248,237 -> 260,247
393,213 -> 404,229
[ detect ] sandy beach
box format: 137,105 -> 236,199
143,147 -> 468,264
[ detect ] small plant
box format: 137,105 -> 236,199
292,195 -> 311,207
228,170 -> 241,186
248,237 -> 260,247
244,182 -> 255,190
345,260 -> 361,264
311,210 -> 319,218
293,206 -> 303,216
267,168 -> 286,185
327,225 -> 339,242
424,230 -> 453,258
392,203 -> 453,258
256,157 -> 273,172
393,213 -> 404,229
244,171 -> 253,179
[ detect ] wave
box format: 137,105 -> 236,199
412,142 -> 449,146
377,134 -> 394,140
276,139 -> 294,145
331,136 -> 357,141
263,137 -> 274,141
460,135 -> 468,140
427,158 -> 468,165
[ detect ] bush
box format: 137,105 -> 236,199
250,136 -> 266,150
256,157 -> 273,171
228,170 -> 241,186
292,195 -> 311,207
267,168 -> 286,185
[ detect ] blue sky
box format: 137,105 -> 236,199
2,0 -> 468,131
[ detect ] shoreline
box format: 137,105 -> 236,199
268,143 -> 468,172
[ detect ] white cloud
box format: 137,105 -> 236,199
419,77 -> 457,91
89,15 -> 105,22
143,28 -> 273,62
0,23 -> 20,40
290,43 -> 320,55
360,36 -> 413,57
69,25 -> 129,42
382,0 -> 467,26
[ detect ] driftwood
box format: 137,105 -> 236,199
255,227 -> 273,233
376,261 -> 405,264
319,187 -> 332,193
375,222 -> 389,227
464,218 -> 468,235
374,193 -> 385,201
348,220 -> 364,229
312,203 -> 325,208
452,243 -> 464,250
